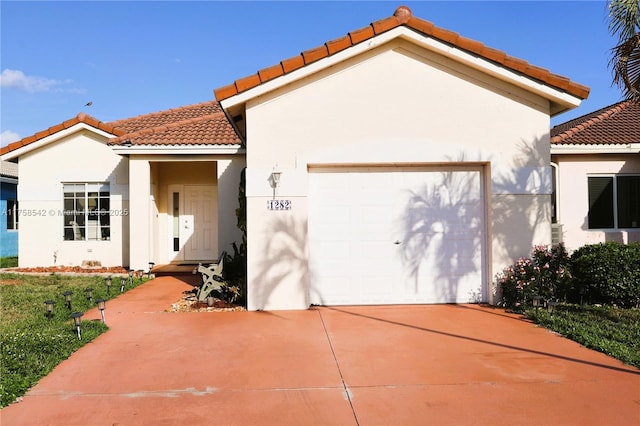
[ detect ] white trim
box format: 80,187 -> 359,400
0,124 -> 115,161
550,162 -> 560,223
551,143 -> 640,154
221,26 -> 583,114
110,145 -> 244,156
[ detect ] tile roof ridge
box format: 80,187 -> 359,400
214,5 -> 589,102
551,100 -> 631,144
109,111 -> 227,145
0,112 -> 123,157
108,100 -> 219,127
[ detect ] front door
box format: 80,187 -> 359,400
169,184 -> 218,262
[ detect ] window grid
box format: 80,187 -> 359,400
63,183 -> 110,241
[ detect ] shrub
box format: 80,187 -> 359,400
496,243 -> 571,309
219,237 -> 246,306
569,242 -> 640,308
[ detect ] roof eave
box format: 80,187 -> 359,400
110,144 -> 245,156
0,123 -> 116,161
551,143 -> 640,154
219,26 -> 585,114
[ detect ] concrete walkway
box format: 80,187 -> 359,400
1,277 -> 639,425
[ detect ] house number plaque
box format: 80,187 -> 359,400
267,200 -> 292,211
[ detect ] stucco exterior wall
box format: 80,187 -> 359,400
553,153 -> 640,251
17,130 -> 128,267
243,39 -> 554,310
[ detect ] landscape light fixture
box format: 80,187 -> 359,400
70,312 -> 84,340
120,277 -> 127,292
579,286 -> 586,306
532,295 -> 543,311
148,262 -> 155,278
63,291 -> 74,310
44,300 -> 56,320
207,295 -> 215,307
96,299 -> 107,324
84,287 -> 94,302
105,276 -> 112,295
128,269 -> 134,286
547,300 -> 559,316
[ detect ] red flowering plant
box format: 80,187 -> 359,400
496,243 -> 571,310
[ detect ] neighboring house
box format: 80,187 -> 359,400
551,100 -> 640,251
0,160 -> 18,257
1,6 -> 588,310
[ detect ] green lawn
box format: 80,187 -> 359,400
0,272 -> 148,407
525,304 -> 640,368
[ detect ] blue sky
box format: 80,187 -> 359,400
0,1 -> 622,147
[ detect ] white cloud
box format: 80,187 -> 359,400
0,69 -> 61,92
1,130 -> 21,146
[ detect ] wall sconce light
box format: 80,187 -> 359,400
96,299 -> 107,324
105,276 -> 112,295
63,291 -> 74,310
71,312 -> 84,340
44,300 -> 56,320
120,277 -> 127,292
84,287 -> 94,302
269,170 -> 282,189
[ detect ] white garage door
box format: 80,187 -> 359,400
308,166 -> 486,305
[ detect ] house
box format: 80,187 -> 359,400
551,100 -> 640,251
0,160 -> 18,258
0,6 -> 589,310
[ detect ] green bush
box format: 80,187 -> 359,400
569,242 -> 640,308
496,243 -> 571,310
0,257 -> 18,268
221,237 -> 246,305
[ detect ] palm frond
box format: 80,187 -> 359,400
608,0 -> 640,41
610,33 -> 640,101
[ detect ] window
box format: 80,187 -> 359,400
6,199 -> 17,230
63,183 -> 110,240
588,175 -> 640,229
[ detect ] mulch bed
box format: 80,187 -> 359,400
168,290 -> 245,313
4,266 -> 130,274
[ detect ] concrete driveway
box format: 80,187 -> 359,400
2,276 -> 639,425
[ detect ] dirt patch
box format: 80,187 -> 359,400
0,279 -> 21,286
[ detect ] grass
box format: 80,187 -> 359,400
0,272 -> 148,407
525,304 -> 640,368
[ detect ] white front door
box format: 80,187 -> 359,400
169,185 -> 218,262
308,166 -> 486,305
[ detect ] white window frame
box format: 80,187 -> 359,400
6,199 -> 18,231
588,174 -> 640,230
62,182 -> 111,241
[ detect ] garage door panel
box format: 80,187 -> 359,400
309,167 -> 485,306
